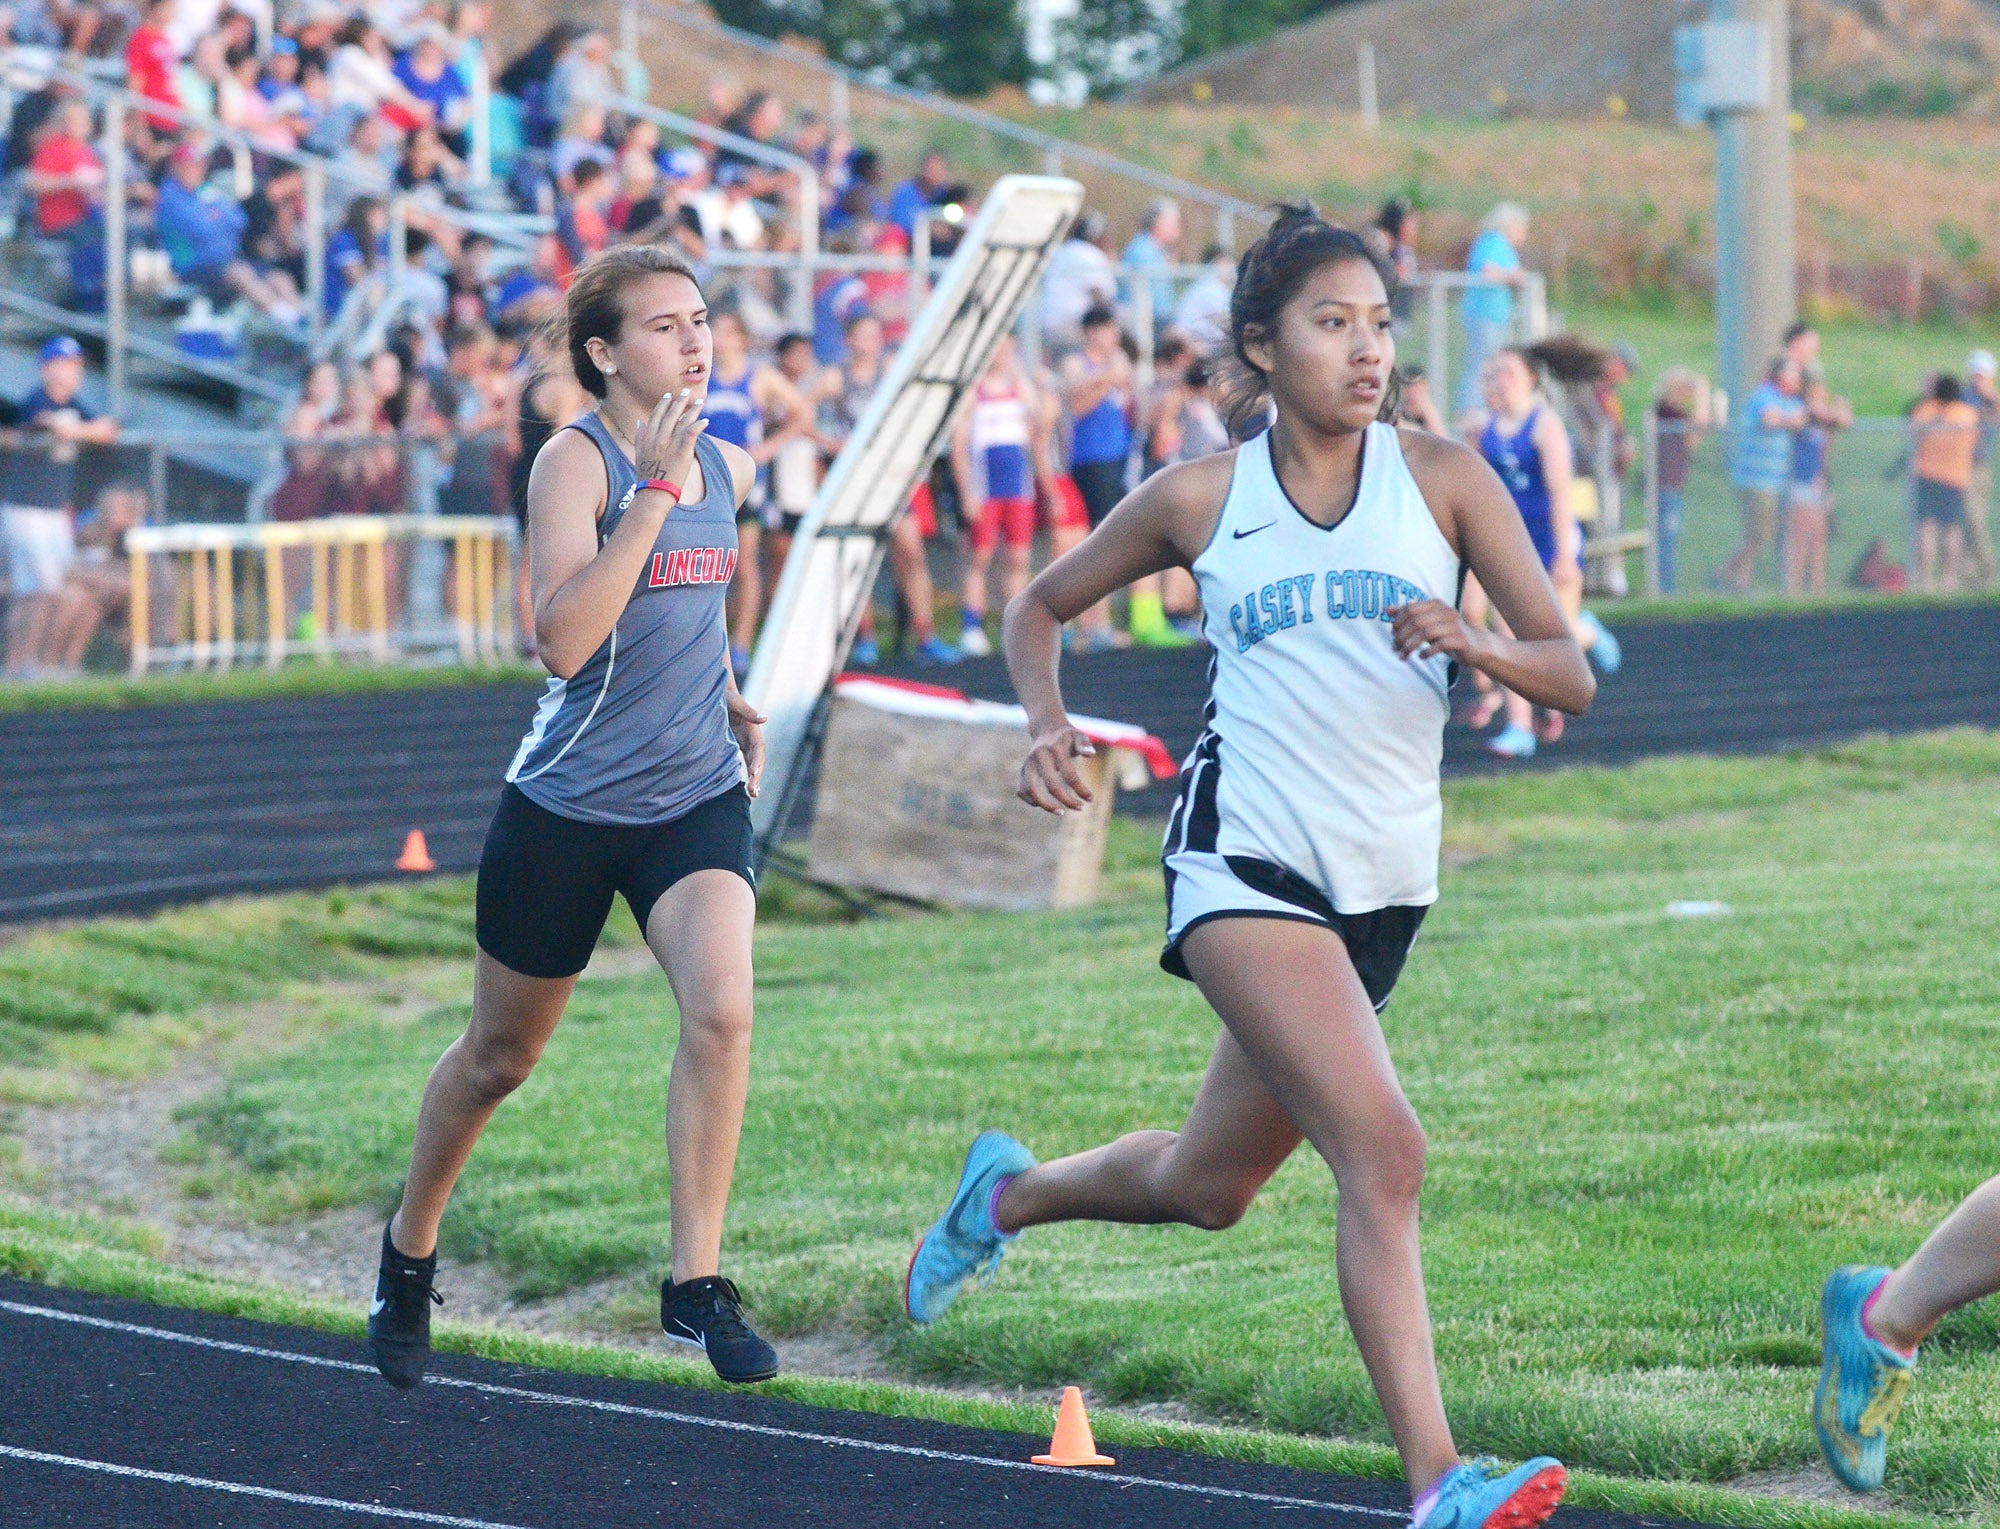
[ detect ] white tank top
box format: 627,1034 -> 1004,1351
1181,422 -> 1461,911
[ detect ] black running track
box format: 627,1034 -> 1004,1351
0,1276 -> 1703,1529
2,603 -> 1997,922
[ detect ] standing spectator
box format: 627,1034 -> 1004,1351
1964,349 -> 1998,588
558,158 -> 614,260
718,90 -> 789,200
1650,367 -> 1712,595
26,99 -> 104,240
1458,202 -> 1529,415
950,332 -> 1046,656
1783,380 -> 1852,598
1368,198 -> 1421,328
1720,355 -> 1808,594
1119,197 -> 1182,336
1041,210 -> 1118,357
1909,374 -> 1981,593
1396,365 -> 1449,435
270,358 -> 343,526
3,337 -> 117,679
762,331 -> 825,582
1060,304 -> 1138,648
810,227 -> 872,363
888,148 -> 952,241
551,103 -> 613,191
1171,242 -> 1234,356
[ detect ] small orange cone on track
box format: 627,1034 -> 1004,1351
1032,1386 -> 1114,1467
395,829 -> 437,872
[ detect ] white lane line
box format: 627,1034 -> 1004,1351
0,1298 -> 1402,1518
0,1443 -> 535,1528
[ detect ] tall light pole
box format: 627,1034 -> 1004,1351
1694,0 -> 1796,410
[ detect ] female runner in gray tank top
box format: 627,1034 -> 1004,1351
364,245 -> 783,1388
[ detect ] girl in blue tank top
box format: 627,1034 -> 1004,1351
365,245 -> 785,1393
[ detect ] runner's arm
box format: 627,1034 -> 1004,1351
531,391 -> 708,678
1003,456 -> 1227,811
1391,435 -> 1595,715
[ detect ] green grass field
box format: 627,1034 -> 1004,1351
6,733 -> 2000,1517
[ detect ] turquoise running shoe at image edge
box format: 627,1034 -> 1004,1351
905,1130 -> 1037,1324
1815,1265 -> 1916,1492
1423,1457 -> 1567,1529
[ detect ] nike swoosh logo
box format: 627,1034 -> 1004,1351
1232,521 -> 1277,539
369,1295 -> 387,1316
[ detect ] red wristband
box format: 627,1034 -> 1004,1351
638,478 -> 682,502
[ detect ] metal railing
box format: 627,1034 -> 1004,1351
601,0 -> 1269,247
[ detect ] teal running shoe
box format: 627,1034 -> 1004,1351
1815,1265 -> 1916,1492
1423,1457 -> 1567,1529
1576,609 -> 1622,676
904,1131 -> 1036,1324
1486,722 -> 1536,759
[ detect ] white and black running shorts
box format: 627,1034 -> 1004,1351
1161,848 -> 1427,1011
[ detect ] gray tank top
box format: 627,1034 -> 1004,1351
505,413 -> 745,826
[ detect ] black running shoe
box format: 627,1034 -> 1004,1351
660,1275 -> 778,1383
367,1221 -> 442,1390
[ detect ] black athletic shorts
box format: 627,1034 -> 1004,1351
1071,458 -> 1127,527
475,783 -> 756,979
1914,477 -> 1967,527
1160,853 -> 1426,1010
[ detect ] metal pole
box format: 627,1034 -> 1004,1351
1134,276 -> 1154,395
304,161 -> 326,351
619,0 -> 642,97
104,94 -> 128,416
1522,270 -> 1549,340
1358,42 -> 1379,128
830,72 -> 848,131
470,51 -> 492,188
1641,407 -> 1662,597
792,166 -> 819,333
1426,280 -> 1448,422
1042,147 -> 1064,176
911,214 -> 930,316
1216,207 -> 1234,251
1712,0 -> 1795,423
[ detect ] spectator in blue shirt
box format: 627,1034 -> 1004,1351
888,149 -> 950,240
1458,202 -> 1529,414
1119,197 -> 1182,335
1720,355 -> 1809,594
154,147 -> 307,333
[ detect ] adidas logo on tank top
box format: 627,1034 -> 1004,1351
1172,423 -> 1462,914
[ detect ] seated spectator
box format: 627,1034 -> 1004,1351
490,232 -> 566,328
329,367 -> 402,515
45,482 -> 149,676
888,148 -> 950,240
126,0 -> 183,133
220,45 -> 297,153
26,99 -> 104,240
270,359 -> 343,523
243,160 -> 309,297
395,24 -> 472,155
693,162 -> 764,252
335,112 -> 398,199
607,149 -> 660,235
177,33 -> 229,121
545,27 -> 614,127
718,89 -> 788,200
154,145 -> 308,332
445,231 -> 498,325
325,196 -> 387,319
396,124 -> 464,199
330,17 -> 431,137
559,157 -> 614,260
3,337 -> 118,679
551,104 -> 614,192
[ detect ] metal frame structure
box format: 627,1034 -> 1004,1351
743,173 -> 1085,858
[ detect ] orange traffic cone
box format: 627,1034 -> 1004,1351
395,829 -> 436,872
1032,1386 -> 1114,1467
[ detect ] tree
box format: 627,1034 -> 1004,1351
710,0 -> 1032,98
1059,0 -> 1356,98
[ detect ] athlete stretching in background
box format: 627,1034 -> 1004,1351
368,245 -> 779,1390
1458,349 -> 1618,758
904,206 -> 1594,1529
1816,1177 -> 2000,1491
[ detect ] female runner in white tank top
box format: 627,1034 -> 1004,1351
901,208 -> 1596,1529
